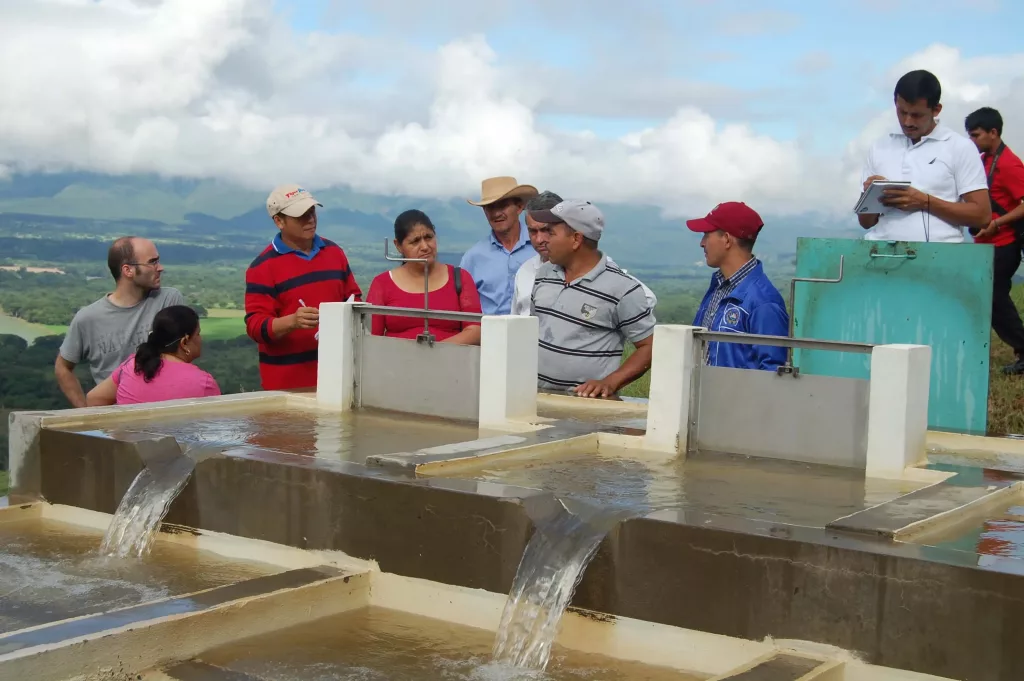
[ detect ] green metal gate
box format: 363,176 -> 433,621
791,238 -> 993,435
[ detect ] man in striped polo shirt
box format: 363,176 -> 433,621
529,200 -> 656,398
244,184 -> 363,390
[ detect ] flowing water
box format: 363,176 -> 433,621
99,450 -> 199,559
491,503 -> 634,671
459,448 -> 925,672
189,606 -> 701,680
99,427 -> 255,559
89,407 -> 491,556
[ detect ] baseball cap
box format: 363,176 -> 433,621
266,184 -> 323,218
528,199 -> 604,242
685,202 -> 763,240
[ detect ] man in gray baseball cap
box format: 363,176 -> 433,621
528,200 -> 656,399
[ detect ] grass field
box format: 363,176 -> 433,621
200,309 -> 246,340
986,286 -> 1024,436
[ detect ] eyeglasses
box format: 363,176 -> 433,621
127,258 -> 160,267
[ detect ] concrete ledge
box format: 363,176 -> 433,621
707,652 -> 837,681
367,428 -> 595,473
7,392 -> 295,502
0,502 -> 374,574
5,554 -> 945,681
0,570 -> 368,681
828,478 -> 1023,540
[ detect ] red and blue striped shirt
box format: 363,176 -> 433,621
244,234 -> 362,390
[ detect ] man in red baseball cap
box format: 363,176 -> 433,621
687,201 -> 789,371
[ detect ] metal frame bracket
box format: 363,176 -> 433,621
383,238 -> 437,347
782,255 -> 845,376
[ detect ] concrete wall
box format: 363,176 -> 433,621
33,427 -> 1024,681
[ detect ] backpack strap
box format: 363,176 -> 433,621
452,266 -> 463,325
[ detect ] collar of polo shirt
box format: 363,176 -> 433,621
889,124 -> 952,144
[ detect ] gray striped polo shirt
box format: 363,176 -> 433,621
531,255 -> 656,392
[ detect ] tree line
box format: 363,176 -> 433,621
0,333 -> 261,468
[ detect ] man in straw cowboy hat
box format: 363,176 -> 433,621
460,176 -> 539,315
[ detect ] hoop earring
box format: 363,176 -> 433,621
184,347 -> 191,358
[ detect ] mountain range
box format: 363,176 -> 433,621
0,172 -> 863,275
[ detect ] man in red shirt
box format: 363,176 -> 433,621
245,184 -> 362,390
966,107 -> 1024,374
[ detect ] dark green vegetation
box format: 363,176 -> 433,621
0,333 -> 262,471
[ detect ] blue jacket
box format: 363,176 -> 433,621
692,262 -> 790,371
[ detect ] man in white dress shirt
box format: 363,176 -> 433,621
511,191 -> 657,315
858,69 -> 990,243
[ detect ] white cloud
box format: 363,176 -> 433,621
0,1 -> 1021,222
840,44 -> 1024,192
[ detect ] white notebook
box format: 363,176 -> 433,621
853,180 -> 912,216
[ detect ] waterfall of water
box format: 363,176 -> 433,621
98,448 -> 197,559
491,504 -> 630,671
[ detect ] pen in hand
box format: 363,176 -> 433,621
298,299 -> 321,340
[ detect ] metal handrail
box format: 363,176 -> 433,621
694,330 -> 874,354
784,255 -> 845,372
354,304 -> 483,324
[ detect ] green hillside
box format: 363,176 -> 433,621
0,171 -> 863,274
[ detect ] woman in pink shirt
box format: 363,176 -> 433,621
86,305 -> 221,406
366,209 -> 483,343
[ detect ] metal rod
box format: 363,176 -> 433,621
356,311 -> 369,408
694,330 -> 874,354
869,252 -> 917,259
384,239 -> 434,344
355,304 -> 482,323
785,255 -> 845,370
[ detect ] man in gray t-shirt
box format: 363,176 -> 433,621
528,200 -> 656,399
56,236 -> 184,407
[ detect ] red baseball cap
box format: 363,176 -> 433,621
685,202 -> 764,240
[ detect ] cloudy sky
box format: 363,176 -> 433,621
0,0 -> 1021,218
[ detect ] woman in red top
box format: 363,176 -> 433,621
367,210 -> 483,344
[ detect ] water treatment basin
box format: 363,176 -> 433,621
50,404 -> 497,464
149,606 -> 705,681
420,445 -> 928,528
1,504 -> 903,681
0,515 -> 276,635
8,391 -> 1018,680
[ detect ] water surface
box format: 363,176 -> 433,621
193,606 -> 704,680
907,501 -> 1024,563
61,407 -> 490,464
0,517 -> 278,634
438,447 -> 926,527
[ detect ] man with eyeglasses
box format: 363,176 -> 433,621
55,237 -> 185,407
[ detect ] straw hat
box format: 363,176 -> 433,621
467,176 -> 539,207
